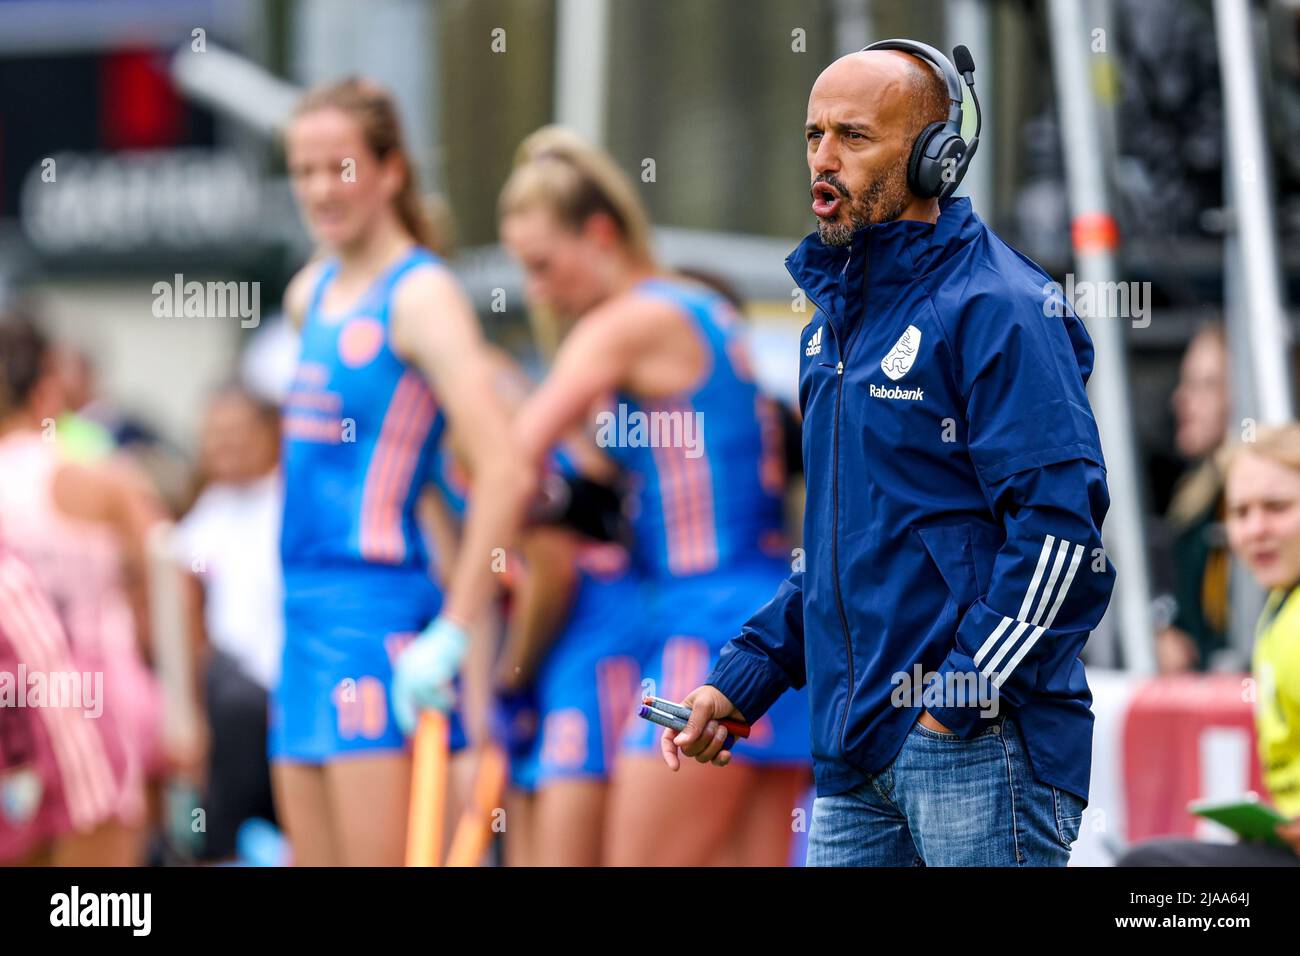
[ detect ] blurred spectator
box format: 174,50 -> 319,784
171,384 -> 283,862
1122,424 -> 1300,865
1156,324 -> 1232,673
0,313 -> 171,865
47,338 -> 191,518
50,344 -> 115,463
0,546 -> 132,866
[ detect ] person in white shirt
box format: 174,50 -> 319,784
173,384 -> 283,861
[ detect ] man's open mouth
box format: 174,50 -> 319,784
811,181 -> 843,218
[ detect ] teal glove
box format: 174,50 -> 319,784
392,616 -> 470,736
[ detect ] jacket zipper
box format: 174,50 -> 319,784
802,252 -> 861,760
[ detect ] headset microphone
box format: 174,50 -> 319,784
949,44 -> 981,198
952,43 -> 976,82
861,38 -> 982,201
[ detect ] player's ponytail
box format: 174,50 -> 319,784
498,125 -> 655,267
292,77 -> 453,256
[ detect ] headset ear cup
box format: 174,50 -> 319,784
908,122 -> 948,198
933,134 -> 968,200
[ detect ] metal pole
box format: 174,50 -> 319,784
1225,209 -> 1268,667
1047,0 -> 1156,673
554,0 -> 610,144
1213,0 -> 1293,425
834,0 -> 872,56
945,0 -> 993,211
1223,128 -> 1269,667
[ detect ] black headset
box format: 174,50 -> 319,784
861,39 -> 982,201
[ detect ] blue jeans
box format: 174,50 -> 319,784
807,715 -> 1085,866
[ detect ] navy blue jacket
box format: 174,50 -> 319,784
705,198 -> 1114,801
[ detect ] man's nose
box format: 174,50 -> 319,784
811,135 -> 840,176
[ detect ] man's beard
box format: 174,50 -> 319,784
816,164 -> 912,247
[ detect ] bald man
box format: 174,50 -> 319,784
666,47 -> 1116,866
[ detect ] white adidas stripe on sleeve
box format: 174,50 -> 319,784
971,534 -> 1086,690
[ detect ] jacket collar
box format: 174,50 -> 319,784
785,197 -> 981,323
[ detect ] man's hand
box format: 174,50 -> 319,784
661,685 -> 746,770
919,710 -> 954,735
1275,817 -> 1300,856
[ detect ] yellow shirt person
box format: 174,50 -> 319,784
1254,587 -> 1300,817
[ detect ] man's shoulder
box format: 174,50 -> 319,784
926,230 -> 1069,342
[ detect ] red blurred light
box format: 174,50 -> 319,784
99,48 -> 181,150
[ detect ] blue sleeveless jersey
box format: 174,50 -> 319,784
608,278 -> 810,767
281,247 -> 447,573
603,278 -> 788,579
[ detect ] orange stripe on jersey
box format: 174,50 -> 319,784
671,439 -> 701,573
383,389 -> 437,558
676,400 -> 707,572
376,383 -> 436,560
376,376 -> 427,558
649,399 -> 714,576
677,397 -> 718,574
361,373 -> 436,563
360,375 -> 419,561
682,449 -> 718,573
651,436 -> 689,574
368,376 -> 424,560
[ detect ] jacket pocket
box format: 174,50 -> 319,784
913,524 -> 981,614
